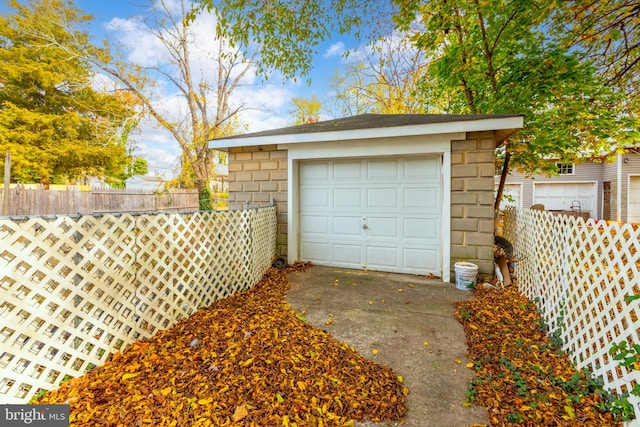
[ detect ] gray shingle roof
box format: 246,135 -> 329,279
212,113 -> 522,141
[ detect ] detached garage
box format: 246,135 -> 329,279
210,114 -> 523,282
299,157 -> 441,274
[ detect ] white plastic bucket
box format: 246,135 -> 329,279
454,262 -> 478,290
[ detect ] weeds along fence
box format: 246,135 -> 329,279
1,184 -> 200,216
500,208 -> 640,418
0,206 -> 277,404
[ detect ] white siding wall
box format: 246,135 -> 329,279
496,162 -> 604,219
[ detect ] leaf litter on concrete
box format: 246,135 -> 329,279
455,284 -> 622,426
37,263 -> 407,426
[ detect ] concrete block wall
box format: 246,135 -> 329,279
450,131 -> 496,277
227,145 -> 288,256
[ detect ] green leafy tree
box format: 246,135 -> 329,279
6,0 -> 249,208
131,157 -> 149,176
0,0 -> 133,184
192,0 -> 394,80
557,1 -> 640,115
167,153 -> 198,190
394,0 -> 639,208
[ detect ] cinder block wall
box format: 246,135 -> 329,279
227,145 -> 288,256
450,131 -> 496,277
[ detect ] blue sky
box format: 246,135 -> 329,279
75,0 -> 363,176
3,0 -> 367,176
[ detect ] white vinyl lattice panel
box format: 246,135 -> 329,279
0,207 -> 276,404
502,209 -> 640,418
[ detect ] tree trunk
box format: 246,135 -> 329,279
494,150 -> 512,211
196,177 -> 212,211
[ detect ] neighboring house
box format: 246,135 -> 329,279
210,113 -> 524,282
125,175 -> 165,191
495,151 -> 640,223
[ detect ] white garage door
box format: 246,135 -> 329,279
534,182 -> 597,217
299,157 -> 441,275
629,176 -> 640,224
495,183 -> 522,209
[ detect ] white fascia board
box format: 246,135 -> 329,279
284,133 -> 459,161
209,116 -> 523,150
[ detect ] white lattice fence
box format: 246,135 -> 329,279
502,208 -> 640,417
0,206 -> 276,404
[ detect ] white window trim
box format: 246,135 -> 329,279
555,162 -> 575,175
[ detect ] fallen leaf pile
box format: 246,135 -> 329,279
456,284 -> 622,426
37,263 -> 407,426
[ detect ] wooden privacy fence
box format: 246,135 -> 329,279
500,208 -> 640,418
1,184 -> 200,216
0,206 -> 277,404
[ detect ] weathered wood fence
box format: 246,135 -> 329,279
1,185 -> 199,216
0,206 -> 277,403
500,208 -> 640,421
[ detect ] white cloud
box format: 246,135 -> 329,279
323,42 -> 346,58
96,3 -> 302,178
105,17 -> 169,67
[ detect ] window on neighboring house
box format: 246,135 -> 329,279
556,163 -> 574,175
495,163 -> 503,176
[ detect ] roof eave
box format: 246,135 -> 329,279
495,127 -> 521,148
210,116 -> 524,151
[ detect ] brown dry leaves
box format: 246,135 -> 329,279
37,263 -> 407,426
455,285 -> 621,426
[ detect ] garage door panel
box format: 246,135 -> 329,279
367,160 -> 398,180
301,242 -> 332,262
367,188 -> 399,208
334,188 -> 362,208
366,246 -> 399,269
404,248 -> 438,271
333,161 -> 363,180
366,217 -> 399,239
300,215 -> 329,235
628,177 -> 640,203
404,187 -> 440,210
301,163 -> 330,181
629,176 -> 640,223
496,184 -> 521,208
333,244 -> 364,265
301,189 -> 330,208
404,158 -> 440,179
404,218 -> 439,241
577,185 -> 593,197
333,216 -> 362,237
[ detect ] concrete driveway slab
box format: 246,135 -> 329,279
286,265 -> 489,427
